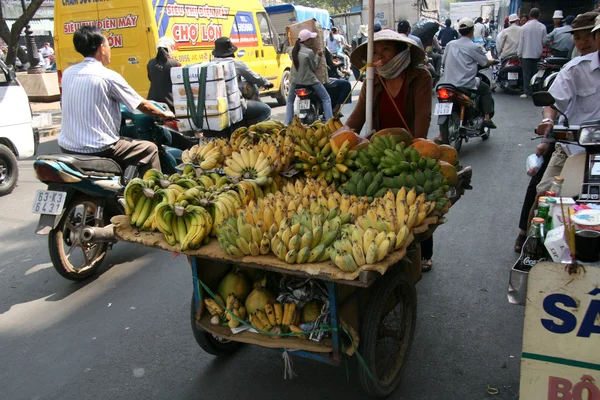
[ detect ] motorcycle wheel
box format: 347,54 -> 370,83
441,111 -> 462,153
275,70 -> 291,106
49,196 -> 108,281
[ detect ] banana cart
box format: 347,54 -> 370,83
112,214 -> 442,397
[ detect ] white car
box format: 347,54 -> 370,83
0,60 -> 39,195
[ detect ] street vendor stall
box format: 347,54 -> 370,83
106,113 -> 470,397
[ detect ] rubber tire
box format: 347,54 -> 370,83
275,70 -> 291,106
0,144 -> 19,196
190,296 -> 242,356
441,112 -> 462,153
358,268 -> 417,397
48,196 -> 108,281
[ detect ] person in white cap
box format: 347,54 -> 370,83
498,14 -> 522,58
517,8 -> 548,98
552,10 -> 564,30
441,17 -> 498,130
548,14 -> 575,57
285,29 -> 333,124
147,36 -> 180,112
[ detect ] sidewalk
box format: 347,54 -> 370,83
31,101 -> 62,139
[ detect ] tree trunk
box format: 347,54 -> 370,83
0,0 -> 46,67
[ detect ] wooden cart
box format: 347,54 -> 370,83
112,215 -> 441,397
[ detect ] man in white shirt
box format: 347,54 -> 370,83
498,14 -> 522,58
59,26 -> 174,175
473,17 -> 486,47
534,13 -> 600,194
517,8 -> 548,98
548,14 -> 575,57
441,17 -> 498,134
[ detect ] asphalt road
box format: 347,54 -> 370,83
0,88 -> 542,400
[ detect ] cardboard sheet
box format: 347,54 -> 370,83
112,215 -> 439,282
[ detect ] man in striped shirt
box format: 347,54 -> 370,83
59,26 -> 174,175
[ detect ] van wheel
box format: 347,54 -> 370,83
275,70 -> 291,106
0,144 -> 18,196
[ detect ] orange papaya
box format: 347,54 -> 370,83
411,139 -> 440,159
438,145 -> 459,165
437,161 -> 458,187
371,128 -> 413,146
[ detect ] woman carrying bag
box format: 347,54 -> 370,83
285,29 -> 333,125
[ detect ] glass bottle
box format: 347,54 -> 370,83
537,202 -> 551,234
548,176 -> 565,197
519,217 -> 548,272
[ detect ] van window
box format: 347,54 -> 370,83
256,12 -> 274,46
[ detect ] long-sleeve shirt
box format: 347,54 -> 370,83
59,58 -> 143,153
290,44 -> 321,86
497,23 -> 522,57
518,19 -> 548,59
442,36 -> 489,89
548,25 -> 575,53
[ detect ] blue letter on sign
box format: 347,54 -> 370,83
541,294 -> 577,334
577,300 -> 600,338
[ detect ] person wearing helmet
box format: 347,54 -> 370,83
147,37 -> 181,112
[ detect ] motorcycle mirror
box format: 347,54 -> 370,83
531,91 -> 555,107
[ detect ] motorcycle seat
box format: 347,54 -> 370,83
38,154 -> 122,176
545,57 -> 570,67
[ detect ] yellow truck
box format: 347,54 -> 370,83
54,0 -> 292,105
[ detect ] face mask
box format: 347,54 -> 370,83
376,48 -> 411,80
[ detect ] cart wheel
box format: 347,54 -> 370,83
190,296 -> 243,356
358,269 -> 417,397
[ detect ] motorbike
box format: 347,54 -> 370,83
295,85 -> 324,125
497,55 -> 523,94
32,102 -> 196,281
532,92 -> 600,203
435,68 -> 495,153
530,56 -> 569,93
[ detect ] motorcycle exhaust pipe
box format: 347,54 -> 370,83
82,224 -> 116,243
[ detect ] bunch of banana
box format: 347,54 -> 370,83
154,203 -> 213,251
343,170 -> 388,200
324,116 -> 344,135
204,294 -> 225,321
270,210 -> 348,264
223,148 -> 273,186
294,135 -> 357,185
217,214 -> 271,257
373,187 -> 436,231
249,302 -> 303,335
223,293 -> 248,329
180,141 -> 221,170
330,223 -> 406,272
355,135 -> 402,171
230,120 -> 286,150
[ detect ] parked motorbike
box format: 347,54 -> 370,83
532,92 -> 600,203
32,102 -> 196,281
435,68 -> 495,153
530,56 -> 569,93
295,85 -> 324,125
497,55 -> 523,94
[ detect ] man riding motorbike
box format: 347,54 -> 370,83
211,37 -> 274,126
58,26 -> 174,176
498,14 -> 522,59
437,17 -> 497,142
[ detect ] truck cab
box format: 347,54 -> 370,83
0,60 -> 38,196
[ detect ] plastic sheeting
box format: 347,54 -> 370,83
265,4 -> 331,30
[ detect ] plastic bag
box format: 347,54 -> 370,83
526,154 -> 544,176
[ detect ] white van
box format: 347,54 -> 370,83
0,60 -> 38,196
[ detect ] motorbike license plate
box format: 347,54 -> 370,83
31,190 -> 67,215
299,99 -> 311,110
508,72 -> 519,81
434,103 -> 453,116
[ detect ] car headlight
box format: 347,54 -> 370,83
578,124 -> 600,146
